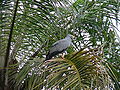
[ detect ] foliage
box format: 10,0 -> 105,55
0,0 -> 120,89
9,48 -> 112,90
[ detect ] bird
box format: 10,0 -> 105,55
45,34 -> 74,60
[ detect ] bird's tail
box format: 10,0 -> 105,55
45,53 -> 52,61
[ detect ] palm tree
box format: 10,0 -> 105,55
0,0 -> 120,90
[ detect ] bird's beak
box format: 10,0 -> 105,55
71,35 -> 75,39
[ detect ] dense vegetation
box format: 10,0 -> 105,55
0,0 -> 120,90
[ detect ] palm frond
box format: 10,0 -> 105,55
1,0 -> 120,89
8,48 -> 113,90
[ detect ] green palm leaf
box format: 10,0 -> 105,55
9,48 -> 112,90
1,0 -> 120,89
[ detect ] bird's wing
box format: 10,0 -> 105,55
51,39 -> 66,47
49,39 -> 68,53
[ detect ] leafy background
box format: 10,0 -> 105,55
0,0 -> 120,90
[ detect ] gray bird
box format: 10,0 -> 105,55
46,34 -> 74,60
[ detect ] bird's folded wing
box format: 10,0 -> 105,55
50,39 -> 67,53
51,39 -> 66,47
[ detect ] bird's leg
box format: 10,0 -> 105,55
60,53 -> 65,59
61,54 -> 65,59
